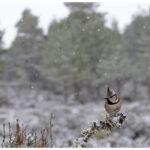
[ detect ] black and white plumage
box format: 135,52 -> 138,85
104,87 -> 122,115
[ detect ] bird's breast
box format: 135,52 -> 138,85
105,99 -> 122,114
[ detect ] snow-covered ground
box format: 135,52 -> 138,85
0,86 -> 150,147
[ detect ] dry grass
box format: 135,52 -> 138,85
1,114 -> 54,148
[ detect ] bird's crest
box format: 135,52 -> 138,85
105,87 -> 116,99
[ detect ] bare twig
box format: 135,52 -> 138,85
1,124 -> 6,147
49,113 -> 54,148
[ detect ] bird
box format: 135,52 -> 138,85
104,87 -> 122,115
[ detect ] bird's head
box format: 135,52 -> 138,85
105,87 -> 118,103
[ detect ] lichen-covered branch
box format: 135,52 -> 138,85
73,113 -> 126,148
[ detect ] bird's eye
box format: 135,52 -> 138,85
110,94 -> 117,100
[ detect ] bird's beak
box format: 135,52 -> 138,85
104,97 -> 108,100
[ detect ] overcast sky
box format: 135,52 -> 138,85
0,2 -> 150,48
